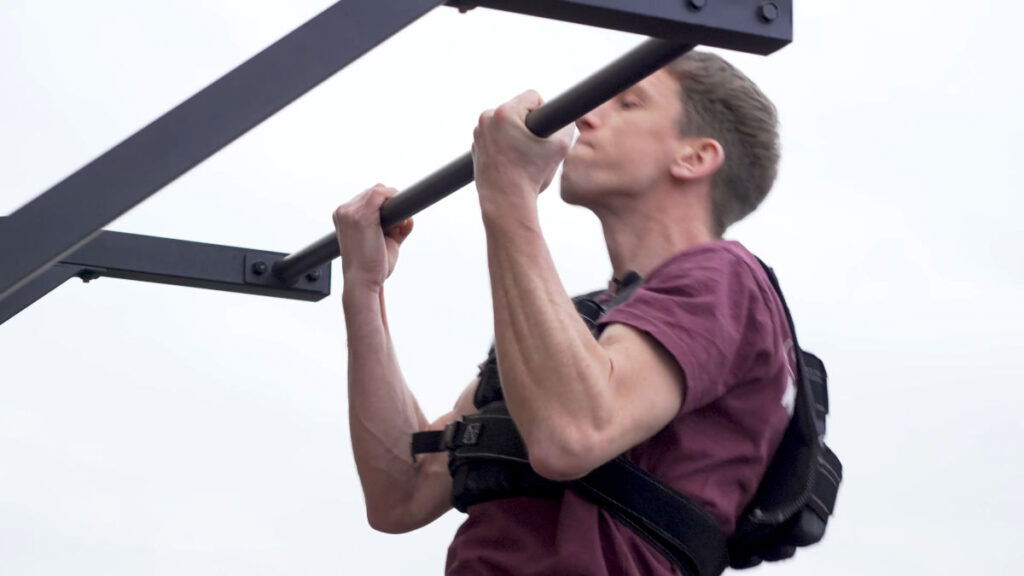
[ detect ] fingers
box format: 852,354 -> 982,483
476,90 -> 563,153
490,90 -> 542,126
473,108 -> 496,154
333,184 -> 398,229
510,89 -> 543,116
367,183 -> 398,208
385,217 -> 414,245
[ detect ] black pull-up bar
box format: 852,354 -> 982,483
273,39 -> 695,286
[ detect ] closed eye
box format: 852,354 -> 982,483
618,96 -> 642,110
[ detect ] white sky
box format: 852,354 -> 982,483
1,1 -> 1022,574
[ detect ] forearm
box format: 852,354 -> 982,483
342,284 -> 432,527
482,200 -> 615,478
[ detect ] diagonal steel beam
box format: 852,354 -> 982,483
0,0 -> 445,304
0,263 -> 82,326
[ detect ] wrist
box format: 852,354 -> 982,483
477,173 -> 539,210
481,202 -> 542,239
342,275 -> 384,304
479,188 -> 540,228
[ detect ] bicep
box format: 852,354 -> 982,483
595,323 -> 685,457
398,378 -> 479,531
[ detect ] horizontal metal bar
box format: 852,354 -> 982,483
446,0 -> 792,55
69,229 -> 331,301
0,218 -> 331,316
0,263 -> 82,326
273,39 -> 695,285
0,0 -> 445,304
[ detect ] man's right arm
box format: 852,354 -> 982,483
335,185 -> 477,533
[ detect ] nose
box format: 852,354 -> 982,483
575,106 -> 602,132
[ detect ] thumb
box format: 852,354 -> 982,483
552,123 -> 576,148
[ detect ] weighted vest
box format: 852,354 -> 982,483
412,262 -> 841,575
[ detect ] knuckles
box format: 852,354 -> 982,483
332,205 -> 352,225
493,104 -> 516,123
520,89 -> 542,108
369,184 -> 394,198
333,185 -> 396,229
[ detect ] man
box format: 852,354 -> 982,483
333,51 -> 794,575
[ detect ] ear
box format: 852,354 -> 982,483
669,138 -> 724,182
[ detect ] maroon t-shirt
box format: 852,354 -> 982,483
446,241 -> 795,575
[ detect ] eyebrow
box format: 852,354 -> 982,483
626,84 -> 652,100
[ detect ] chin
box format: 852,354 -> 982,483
559,173 -> 588,207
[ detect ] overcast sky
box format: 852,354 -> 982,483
1,1 -> 1022,574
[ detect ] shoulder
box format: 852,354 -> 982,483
599,241 -> 787,412
615,240 -> 772,319
645,240 -> 765,288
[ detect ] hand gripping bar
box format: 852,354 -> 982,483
272,39 -> 694,285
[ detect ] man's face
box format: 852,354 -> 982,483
560,70 -> 688,207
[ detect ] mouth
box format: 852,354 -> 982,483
571,139 -> 593,152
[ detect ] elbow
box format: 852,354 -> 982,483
366,505 -> 417,535
367,510 -> 402,534
526,430 -> 603,482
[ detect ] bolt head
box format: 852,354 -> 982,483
78,270 -> 101,283
251,261 -> 268,276
759,2 -> 780,22
687,0 -> 707,10
305,269 -> 322,282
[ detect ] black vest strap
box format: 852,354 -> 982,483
574,458 -> 729,576
808,445 -> 842,525
414,419 -> 728,576
411,429 -> 445,457
412,412 -> 529,464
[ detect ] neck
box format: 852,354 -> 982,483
594,190 -> 717,280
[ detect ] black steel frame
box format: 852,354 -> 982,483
0,0 -> 792,322
445,0 -> 792,55
0,220 -> 331,325
0,264 -> 82,326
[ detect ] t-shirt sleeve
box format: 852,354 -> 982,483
598,247 -> 773,414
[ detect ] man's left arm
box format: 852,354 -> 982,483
473,92 -> 684,482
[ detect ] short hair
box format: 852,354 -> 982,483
665,51 -> 780,236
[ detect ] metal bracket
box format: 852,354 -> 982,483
244,252 -> 329,295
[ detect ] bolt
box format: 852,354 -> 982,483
79,270 -> 101,283
687,0 -> 707,10
251,261 -> 268,276
305,269 -> 322,283
758,2 -> 779,22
